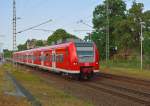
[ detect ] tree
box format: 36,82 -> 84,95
143,32 -> 150,56
92,0 -> 126,59
128,1 -> 144,47
91,31 -> 106,59
35,40 -> 44,47
92,0 -> 150,60
17,43 -> 27,51
47,29 -> 78,45
3,49 -> 13,58
143,10 -> 150,63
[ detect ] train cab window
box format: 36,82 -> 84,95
75,42 -> 94,62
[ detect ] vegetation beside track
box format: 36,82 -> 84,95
0,66 -> 4,93
0,64 -> 31,106
101,62 -> 150,81
3,63 -> 93,106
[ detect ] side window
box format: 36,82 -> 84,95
56,54 -> 64,62
60,55 -> 64,62
29,55 -> 31,60
40,55 -> 43,61
56,55 -> 60,62
32,55 -> 36,61
52,54 -> 55,62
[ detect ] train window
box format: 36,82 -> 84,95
75,42 -> 93,47
60,55 -> 64,62
40,55 -> 44,61
32,56 -> 36,61
28,55 -> 31,60
56,55 -> 59,62
25,55 -> 27,59
43,55 -> 46,61
52,54 -> 55,62
75,42 -> 94,62
30,55 -> 31,59
77,51 -> 94,56
56,54 -> 64,62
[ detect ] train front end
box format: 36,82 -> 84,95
75,41 -> 100,79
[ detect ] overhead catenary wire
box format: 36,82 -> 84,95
17,19 -> 52,34
77,20 -> 93,28
32,29 -> 54,32
73,29 -> 94,32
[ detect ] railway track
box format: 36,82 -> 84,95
82,81 -> 150,105
99,72 -> 150,87
13,64 -> 150,106
31,68 -> 150,105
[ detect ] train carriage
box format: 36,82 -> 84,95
13,40 -> 100,79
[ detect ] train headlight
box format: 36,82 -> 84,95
73,62 -> 78,65
96,62 -> 99,65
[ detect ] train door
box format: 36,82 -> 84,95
32,52 -> 34,64
41,51 -> 44,66
52,50 -> 56,68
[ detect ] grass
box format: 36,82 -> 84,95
0,95 -> 31,106
100,60 -> 150,80
3,63 -> 93,106
0,65 -> 4,93
0,63 -> 31,106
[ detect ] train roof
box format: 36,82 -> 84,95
14,40 -> 94,54
14,42 -> 72,54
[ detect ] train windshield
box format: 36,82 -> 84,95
75,42 -> 94,62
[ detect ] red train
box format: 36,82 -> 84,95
13,40 -> 100,79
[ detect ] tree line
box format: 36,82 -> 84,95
90,0 -> 150,62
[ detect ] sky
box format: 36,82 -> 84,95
0,0 -> 150,51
